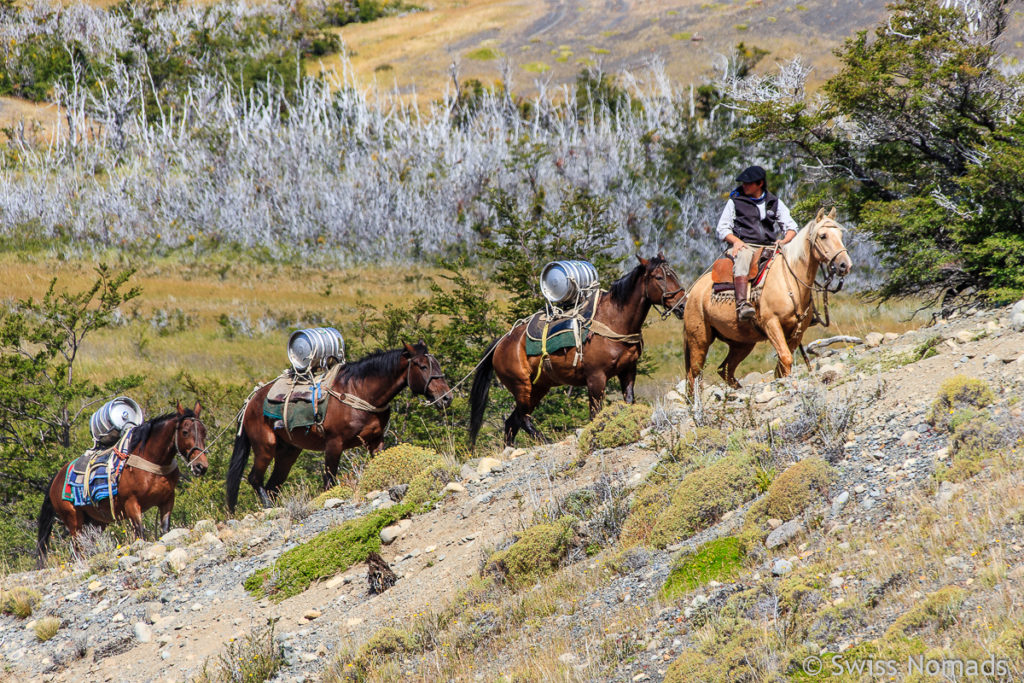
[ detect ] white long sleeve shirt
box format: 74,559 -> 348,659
715,195 -> 799,242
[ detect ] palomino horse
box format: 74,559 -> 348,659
226,341 -> 452,511
37,403 -> 209,565
684,208 -> 853,391
470,255 -> 686,447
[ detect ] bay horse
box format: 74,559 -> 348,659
226,341 -> 452,511
37,402 -> 208,566
469,255 -> 685,448
684,208 -> 853,392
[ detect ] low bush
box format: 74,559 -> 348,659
885,586 -> 965,638
358,444 -> 442,493
577,401 -> 652,455
405,464 -> 459,505
194,618 -> 285,683
484,516 -> 577,589
762,458 -> 833,520
312,484 -> 355,509
928,376 -> 995,428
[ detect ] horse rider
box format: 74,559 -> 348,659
716,165 -> 799,322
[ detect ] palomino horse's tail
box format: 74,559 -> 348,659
36,490 -> 56,568
226,428 -> 252,513
469,339 -> 499,449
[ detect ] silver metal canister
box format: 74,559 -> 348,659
90,397 -> 144,446
540,260 -> 599,304
287,327 -> 345,373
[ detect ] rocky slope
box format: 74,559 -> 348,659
1,300 -> 1023,682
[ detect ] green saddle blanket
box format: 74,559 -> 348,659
524,315 -> 589,357
263,395 -> 328,430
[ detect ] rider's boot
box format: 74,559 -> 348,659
734,276 -> 756,322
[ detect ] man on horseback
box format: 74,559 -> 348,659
716,166 -> 798,322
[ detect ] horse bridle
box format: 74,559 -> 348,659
810,222 -> 848,294
407,353 -> 446,398
174,415 -> 207,468
646,262 -> 686,319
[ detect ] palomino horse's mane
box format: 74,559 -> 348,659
124,409 -> 197,452
608,257 -> 667,305
782,214 -> 844,264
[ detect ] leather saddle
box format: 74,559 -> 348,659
711,246 -> 777,293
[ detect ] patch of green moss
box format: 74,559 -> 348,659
578,401 -> 652,455
763,458 -> 833,520
311,484 -> 354,508
886,586 -> 965,638
244,502 -> 414,601
661,537 -> 744,600
405,464 -> 459,505
484,516 -> 577,589
647,454 -> 759,548
465,46 -> 502,61
358,444 -> 442,493
928,375 -> 995,427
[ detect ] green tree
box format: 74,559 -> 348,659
739,0 -> 1022,303
0,266 -> 141,556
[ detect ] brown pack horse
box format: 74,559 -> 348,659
37,403 -> 209,566
226,341 -> 452,511
470,255 -> 686,447
684,208 -> 853,391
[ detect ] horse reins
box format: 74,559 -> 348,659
779,224 -> 848,335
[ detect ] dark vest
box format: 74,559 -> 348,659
730,188 -> 782,244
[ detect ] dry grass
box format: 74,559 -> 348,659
33,616 -> 61,641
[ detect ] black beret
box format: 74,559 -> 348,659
736,165 -> 767,183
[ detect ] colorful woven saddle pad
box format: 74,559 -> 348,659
263,365 -> 340,430
63,448 -> 126,507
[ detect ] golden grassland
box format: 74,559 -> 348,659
0,252 -> 926,399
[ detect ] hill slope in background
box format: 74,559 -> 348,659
321,0 -> 893,98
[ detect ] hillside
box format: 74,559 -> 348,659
2,299 -> 1023,681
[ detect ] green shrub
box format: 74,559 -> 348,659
359,627 -> 418,660
405,464 -> 459,505
577,401 -> 652,455
312,484 -> 355,508
664,617 -> 764,682
358,444 -> 442,493
886,586 -> 965,638
194,618 -> 285,683
647,455 -> 759,548
244,502 -> 413,601
928,376 -> 995,427
484,516 -> 577,588
937,413 -> 1003,482
763,458 -> 833,520
661,537 -> 744,600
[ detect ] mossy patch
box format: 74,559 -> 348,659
661,536 -> 744,600
244,502 -> 414,602
886,586 -> 965,638
763,457 -> 833,520
465,46 -> 502,61
647,454 -> 759,548
484,516 -> 577,589
311,484 -> 354,508
928,375 -> 995,427
577,401 -> 651,455
358,444 -> 442,493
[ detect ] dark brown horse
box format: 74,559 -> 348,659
37,403 -> 209,566
226,341 -> 452,511
469,256 -> 685,447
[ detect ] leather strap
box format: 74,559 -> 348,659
126,454 -> 178,476
328,388 -> 388,413
589,319 -> 643,344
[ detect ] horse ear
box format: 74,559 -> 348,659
657,251 -> 665,260
402,342 -> 415,357
827,207 -> 837,220
193,401 -> 202,417
418,338 -> 427,348
176,401 -> 184,415
815,208 -> 825,222
636,255 -> 649,266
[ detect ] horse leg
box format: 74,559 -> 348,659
685,326 -> 713,397
503,411 -> 523,447
247,440 -> 278,509
618,366 -> 637,404
762,318 -> 795,378
586,372 -> 609,418
521,385 -> 551,444
717,342 -> 756,389
265,444 -> 301,497
122,497 -> 147,540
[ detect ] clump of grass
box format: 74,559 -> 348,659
885,586 -> 965,637
33,616 -> 61,641
312,483 -> 355,508
664,617 -> 767,682
661,537 -> 744,600
577,401 -> 652,455
1,587 -> 41,618
484,516 -> 577,589
405,464 -> 459,505
194,618 -> 285,683
522,61 -> 551,73
358,444 -> 442,493
763,458 -> 833,520
928,375 -> 995,427
466,46 -> 502,61
244,502 -> 414,601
